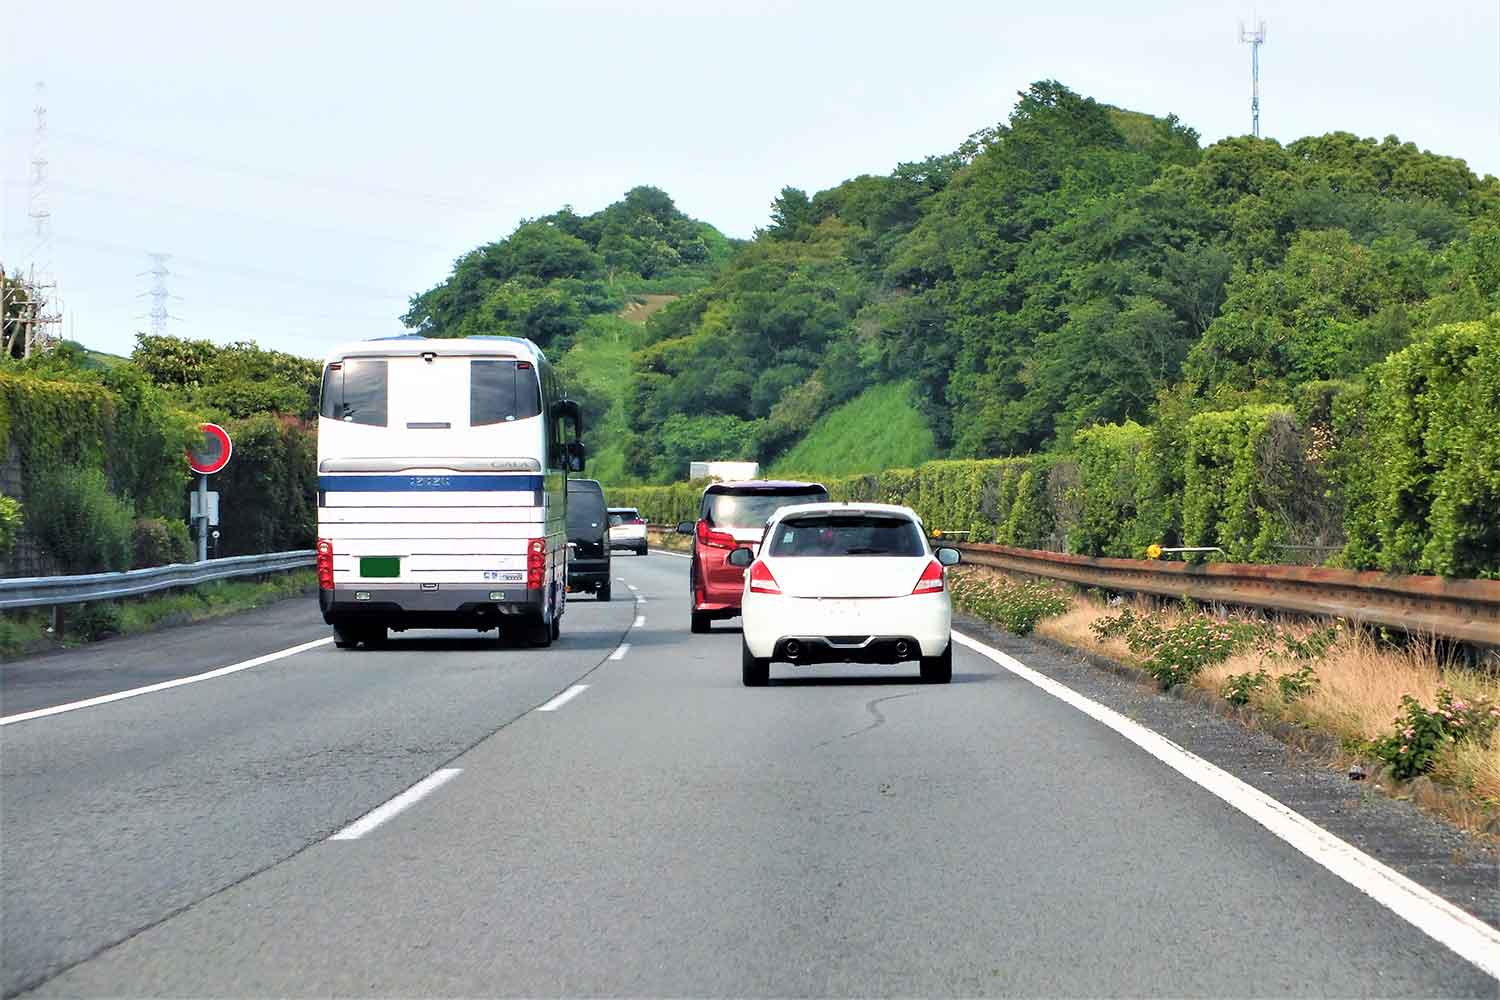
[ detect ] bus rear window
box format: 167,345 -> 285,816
471,360 -> 543,426
320,358 -> 388,426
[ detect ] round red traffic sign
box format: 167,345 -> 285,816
187,422 -> 233,475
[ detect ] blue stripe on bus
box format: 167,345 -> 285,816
318,475 -> 545,492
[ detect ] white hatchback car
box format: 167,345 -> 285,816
729,502 -> 961,686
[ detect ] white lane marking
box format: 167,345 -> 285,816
656,550 -> 691,560
535,684 -> 589,712
952,630 -> 1500,979
633,616 -> 645,628
328,768 -> 462,841
0,636 -> 335,727
609,643 -> 631,661
617,577 -> 627,582
627,584 -> 638,591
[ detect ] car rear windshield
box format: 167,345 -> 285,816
703,488 -> 828,529
766,514 -> 925,558
567,485 -> 606,538
608,509 -> 640,526
471,360 -> 542,426
320,358 -> 388,426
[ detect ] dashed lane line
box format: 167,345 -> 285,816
535,684 -> 589,712
328,768 -> 463,841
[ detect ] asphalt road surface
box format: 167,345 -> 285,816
2,553 -> 1497,996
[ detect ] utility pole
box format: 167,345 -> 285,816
1239,19 -> 1267,138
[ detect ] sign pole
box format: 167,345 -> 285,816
196,473 -> 209,562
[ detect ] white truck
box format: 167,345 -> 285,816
689,460 -> 760,482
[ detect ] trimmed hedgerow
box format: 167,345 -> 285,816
1342,319 -> 1500,577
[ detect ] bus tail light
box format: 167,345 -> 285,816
317,538 -> 334,591
527,538 -> 546,590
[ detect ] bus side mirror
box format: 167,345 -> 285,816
565,441 -> 586,472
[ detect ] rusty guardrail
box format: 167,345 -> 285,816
955,543 -> 1500,647
646,524 -> 1500,645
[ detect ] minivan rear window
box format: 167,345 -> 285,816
767,514 -> 924,558
320,358 -> 388,426
703,487 -> 828,529
471,360 -> 543,426
567,482 -> 606,538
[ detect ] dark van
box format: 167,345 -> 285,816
566,479 -> 611,601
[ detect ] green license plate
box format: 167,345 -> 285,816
360,556 -> 401,578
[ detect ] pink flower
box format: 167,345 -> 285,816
1399,745 -> 1409,753
1490,708 -> 1499,717
1403,727 -> 1415,738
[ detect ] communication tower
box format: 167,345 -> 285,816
1239,20 -> 1267,138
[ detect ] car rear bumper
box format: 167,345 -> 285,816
772,634 -> 926,664
568,557 -> 611,590
741,592 -> 951,659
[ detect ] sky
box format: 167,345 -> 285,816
2,0 -> 1497,361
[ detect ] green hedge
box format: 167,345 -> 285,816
1183,404 -> 1300,562
213,414 -> 318,556
1343,319 -> 1500,577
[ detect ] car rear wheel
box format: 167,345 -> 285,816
690,611 -> 710,634
597,581 -> 611,601
637,544 -> 648,556
741,639 -> 770,687
920,643 -> 953,684
332,623 -> 358,649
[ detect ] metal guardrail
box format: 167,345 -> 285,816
644,525 -> 1500,645
0,550 -> 315,611
956,543 -> 1500,647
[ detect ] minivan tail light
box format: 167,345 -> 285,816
912,559 -> 945,594
748,561 -> 781,595
316,538 -> 334,591
696,520 -> 736,550
527,537 -> 546,590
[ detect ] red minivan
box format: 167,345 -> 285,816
676,480 -> 829,633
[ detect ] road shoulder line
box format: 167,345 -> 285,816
0,636 -> 334,727
953,629 -> 1500,979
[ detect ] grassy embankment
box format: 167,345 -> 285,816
0,570 -> 316,660
950,566 -> 1500,833
769,381 -> 936,478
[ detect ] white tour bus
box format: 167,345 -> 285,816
315,335 -> 584,649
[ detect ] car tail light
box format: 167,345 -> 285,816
527,537 -> 546,590
316,538 -> 334,591
696,520 -> 736,550
631,517 -> 646,526
748,561 -> 781,595
912,559 -> 945,594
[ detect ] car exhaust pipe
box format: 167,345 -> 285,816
784,639 -> 802,661
894,639 -> 910,658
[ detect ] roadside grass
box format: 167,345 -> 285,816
0,570 -> 316,661
952,566 -> 1500,831
770,381 -> 936,478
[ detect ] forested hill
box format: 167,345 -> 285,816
408,81 -> 1499,484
